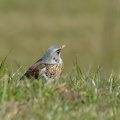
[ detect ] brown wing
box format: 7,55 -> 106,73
23,60 -> 45,79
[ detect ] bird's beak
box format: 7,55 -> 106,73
61,45 -> 66,50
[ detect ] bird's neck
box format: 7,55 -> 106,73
57,58 -> 63,67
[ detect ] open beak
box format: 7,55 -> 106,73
61,45 -> 66,50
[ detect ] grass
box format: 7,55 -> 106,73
0,58 -> 120,120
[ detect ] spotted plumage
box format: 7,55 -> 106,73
44,63 -> 64,79
21,45 -> 65,82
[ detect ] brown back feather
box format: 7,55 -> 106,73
23,60 -> 45,79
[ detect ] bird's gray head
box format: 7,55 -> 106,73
40,45 -> 66,64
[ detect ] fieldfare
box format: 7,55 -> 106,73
21,45 -> 66,82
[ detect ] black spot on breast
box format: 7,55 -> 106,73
53,58 -> 59,63
45,72 -> 48,77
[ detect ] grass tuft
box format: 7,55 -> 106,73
0,58 -> 120,119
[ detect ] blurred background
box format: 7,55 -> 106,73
0,0 -> 120,75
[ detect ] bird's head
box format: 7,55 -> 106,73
41,45 -> 66,64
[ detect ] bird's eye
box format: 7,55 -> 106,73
56,49 -> 61,54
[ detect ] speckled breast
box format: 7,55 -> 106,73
45,63 -> 64,79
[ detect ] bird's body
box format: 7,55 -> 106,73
21,45 -> 65,82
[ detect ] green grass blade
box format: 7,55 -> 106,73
74,60 -> 82,80
1,78 -> 8,102
0,57 -> 7,78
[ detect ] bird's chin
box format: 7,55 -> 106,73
43,61 -> 58,65
43,58 -> 63,66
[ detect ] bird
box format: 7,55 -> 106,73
21,45 -> 66,83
